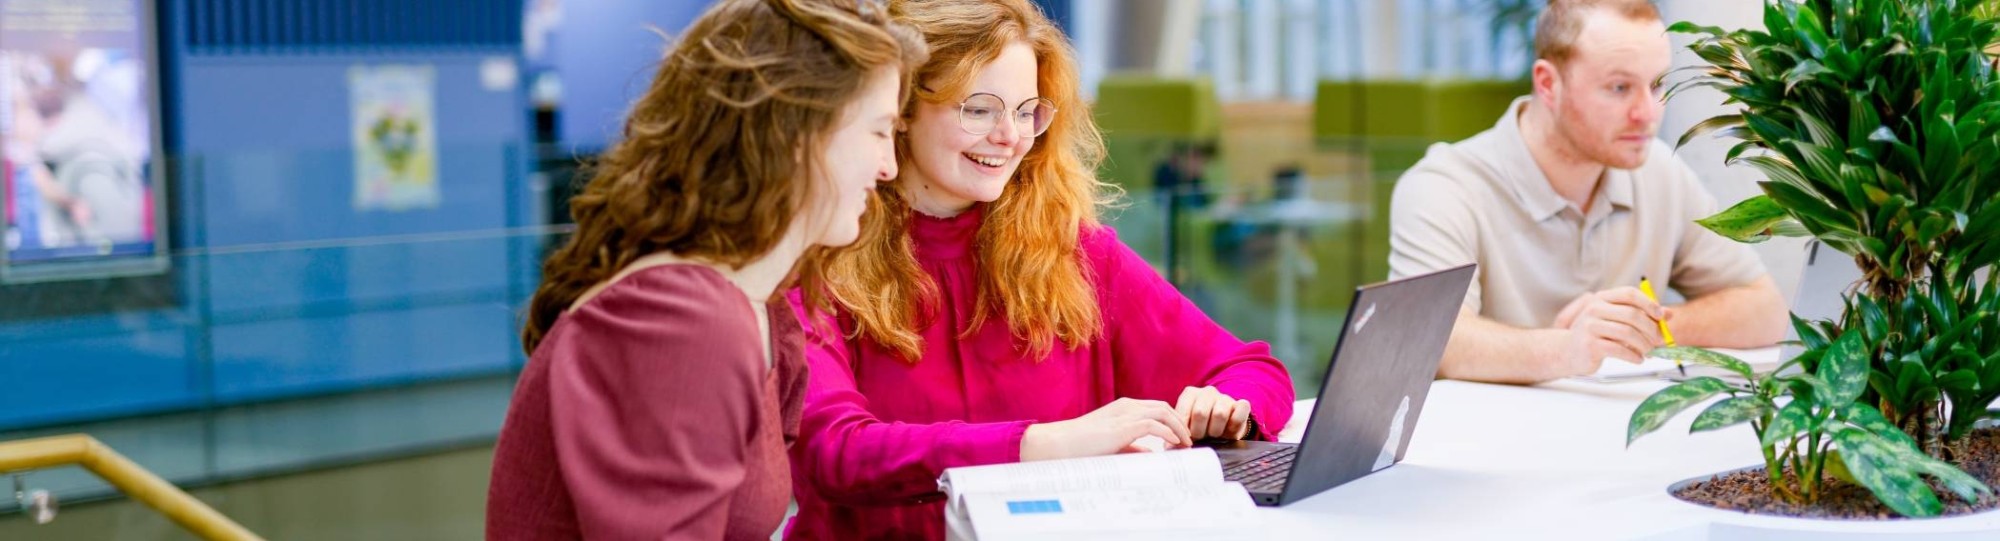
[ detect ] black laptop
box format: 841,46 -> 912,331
1197,263 -> 1474,506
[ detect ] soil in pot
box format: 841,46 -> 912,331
1671,427 -> 2000,519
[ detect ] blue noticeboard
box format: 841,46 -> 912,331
0,0 -> 534,430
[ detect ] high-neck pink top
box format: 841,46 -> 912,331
784,206 -> 1295,540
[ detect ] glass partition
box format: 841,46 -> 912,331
0,142 -> 554,512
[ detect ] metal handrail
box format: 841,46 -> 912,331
0,434 -> 262,540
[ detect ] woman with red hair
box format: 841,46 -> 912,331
786,1 -> 1295,538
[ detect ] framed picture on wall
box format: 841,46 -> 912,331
0,0 -> 169,284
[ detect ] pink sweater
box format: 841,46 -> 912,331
784,206 -> 1295,540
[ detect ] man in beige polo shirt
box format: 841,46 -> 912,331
1387,0 -> 1787,384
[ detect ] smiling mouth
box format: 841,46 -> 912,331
964,153 -> 1007,168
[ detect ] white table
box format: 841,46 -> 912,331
1261,374 -> 2000,539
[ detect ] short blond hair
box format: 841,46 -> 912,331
1534,0 -> 1662,66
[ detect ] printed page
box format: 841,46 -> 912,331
960,481 -> 1259,541
938,447 -> 1224,496
1581,356 -> 1681,382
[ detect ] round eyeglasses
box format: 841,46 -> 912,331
956,93 -> 1057,138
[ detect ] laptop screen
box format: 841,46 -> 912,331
1277,264 -> 1473,505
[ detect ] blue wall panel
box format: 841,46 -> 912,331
178,56 -> 518,246
170,52 -> 527,406
199,237 -> 511,315
209,302 -> 515,403
157,0 -> 531,413
0,324 -> 196,428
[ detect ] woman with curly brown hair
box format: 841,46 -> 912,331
485,0 -> 924,538
784,0 -> 1295,538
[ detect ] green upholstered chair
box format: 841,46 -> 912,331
1311,78 -> 1529,289
1092,75 -> 1223,280
1093,74 -> 1221,141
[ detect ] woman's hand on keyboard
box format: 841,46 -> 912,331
1176,386 -> 1253,440
1020,398 -> 1192,461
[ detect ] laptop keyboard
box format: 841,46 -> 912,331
1222,446 -> 1297,493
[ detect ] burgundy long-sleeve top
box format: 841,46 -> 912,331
784,206 -> 1295,540
488,264 -> 807,541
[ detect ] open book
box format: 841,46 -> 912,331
939,448 -> 1264,541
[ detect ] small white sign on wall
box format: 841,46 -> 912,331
480,57 -> 518,92
350,64 -> 441,212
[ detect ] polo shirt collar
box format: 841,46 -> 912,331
1488,96 -> 1638,221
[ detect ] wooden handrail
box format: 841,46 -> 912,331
0,434 -> 262,540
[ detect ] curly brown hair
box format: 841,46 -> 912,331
523,0 -> 927,354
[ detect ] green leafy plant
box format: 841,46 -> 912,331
1831,275 -> 2000,451
1630,333 -> 1991,516
1672,0 -> 2000,452
1631,0 -> 2000,516
1674,0 -> 2000,299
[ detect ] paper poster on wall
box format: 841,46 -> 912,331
0,0 -> 166,280
349,65 -> 440,212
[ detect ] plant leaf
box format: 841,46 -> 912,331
1897,449 -> 1994,504
1838,402 -> 1919,450
1818,329 -> 1870,405
1792,2 -> 1833,60
1937,368 -> 1980,394
1768,219 -> 1813,237
1695,195 -> 1794,243
1627,377 -> 1731,447
1783,60 -> 1832,93
1849,92 -> 1883,148
1691,396 -> 1771,433
1760,397 -> 1816,448
1925,109 -> 1965,186
1798,373 -> 1842,411
1790,312 -> 1831,350
1761,178 -> 1858,234
1745,114 -> 1801,146
1923,311 -> 1987,363
1667,21 -> 1728,37
1893,362 -> 1934,408
1651,346 -> 1758,381
1678,114 -> 1747,149
1795,106 -> 1845,149
1843,424 -> 1993,506
1857,295 -> 1888,343
1917,214 -> 1957,247
1834,427 -> 1944,517
1825,448 -> 1858,485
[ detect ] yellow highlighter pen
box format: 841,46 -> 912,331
1637,276 -> 1683,377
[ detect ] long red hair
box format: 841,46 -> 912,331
822,0 -> 1115,361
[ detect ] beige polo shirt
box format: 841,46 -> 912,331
1387,96 -> 1767,329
